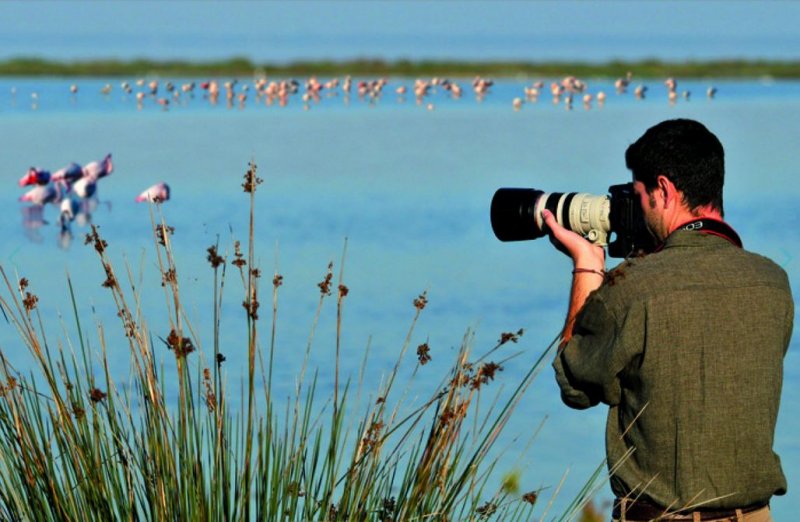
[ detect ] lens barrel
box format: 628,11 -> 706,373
490,188 -> 546,241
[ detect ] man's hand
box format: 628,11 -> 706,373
541,209 -> 606,270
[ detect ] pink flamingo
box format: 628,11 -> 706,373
135,182 -> 170,203
19,182 -> 66,205
18,167 -> 52,187
81,154 -> 113,180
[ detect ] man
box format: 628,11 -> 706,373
544,119 -> 793,521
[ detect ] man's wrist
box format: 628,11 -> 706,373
572,268 -> 606,277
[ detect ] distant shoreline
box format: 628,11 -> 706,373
2,57 -> 800,79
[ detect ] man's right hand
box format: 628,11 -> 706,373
541,209 -> 606,270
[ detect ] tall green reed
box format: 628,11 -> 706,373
0,161 -> 588,521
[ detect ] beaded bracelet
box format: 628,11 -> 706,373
572,268 -> 606,277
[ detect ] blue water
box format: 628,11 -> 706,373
1,77 -> 798,519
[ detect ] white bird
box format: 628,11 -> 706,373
135,182 -> 170,203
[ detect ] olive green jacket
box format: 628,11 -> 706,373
553,230 -> 793,509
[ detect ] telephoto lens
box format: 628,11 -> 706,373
490,188 -> 611,245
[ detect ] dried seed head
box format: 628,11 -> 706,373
155,224 -> 175,246
232,241 -> 247,268
166,329 -> 195,358
242,296 -> 260,320
522,491 -> 538,505
22,292 -> 38,312
89,388 -> 107,403
318,262 -> 334,296
206,245 -> 225,268
499,328 -> 525,345
242,161 -> 263,193
161,268 -> 177,287
18,278 -> 28,291
216,353 -> 226,366
338,284 -> 349,298
471,361 -> 503,390
413,292 -> 428,310
101,262 -> 117,289
362,420 -> 384,450
416,343 -> 431,365
273,274 -> 284,288
85,225 -> 108,254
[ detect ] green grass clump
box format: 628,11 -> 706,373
0,161 -> 584,521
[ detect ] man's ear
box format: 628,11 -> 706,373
655,175 -> 677,209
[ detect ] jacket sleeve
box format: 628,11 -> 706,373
552,291 -> 644,409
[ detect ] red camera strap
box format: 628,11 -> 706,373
655,218 -> 743,252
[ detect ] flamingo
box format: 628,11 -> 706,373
135,182 -> 170,203
19,183 -> 65,206
71,175 -> 97,199
19,167 -> 51,187
50,162 -> 84,183
20,161 -> 85,187
80,153 -> 113,180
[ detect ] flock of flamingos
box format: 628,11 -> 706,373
14,71 -> 717,247
17,153 -> 169,248
14,71 -> 718,112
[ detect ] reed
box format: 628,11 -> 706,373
0,161 -> 603,520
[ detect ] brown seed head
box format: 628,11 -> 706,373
101,262 -> 117,289
522,491 -> 538,505
22,292 -> 38,312
242,161 -> 263,193
155,224 -> 175,246
161,268 -> 177,287
318,262 -> 334,296
470,361 -> 503,390
206,245 -> 225,268
89,388 -> 107,403
416,343 -> 431,365
85,225 -> 108,254
413,292 -> 428,310
499,328 -> 525,345
166,328 -> 195,358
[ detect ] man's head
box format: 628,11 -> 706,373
625,119 -> 725,216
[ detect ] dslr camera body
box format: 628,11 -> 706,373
490,183 -> 656,258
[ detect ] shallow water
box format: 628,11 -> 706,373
1,77 -> 798,518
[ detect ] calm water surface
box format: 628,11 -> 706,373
1,77 -> 798,518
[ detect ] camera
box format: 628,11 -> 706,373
490,183 -> 656,258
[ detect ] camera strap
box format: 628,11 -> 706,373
658,218 -> 743,251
